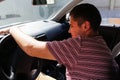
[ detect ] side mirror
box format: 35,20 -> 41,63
33,0 -> 54,5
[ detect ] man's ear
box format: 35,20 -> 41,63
83,21 -> 91,32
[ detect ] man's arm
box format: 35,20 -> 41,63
5,27 -> 56,60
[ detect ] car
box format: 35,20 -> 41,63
0,0 -> 120,80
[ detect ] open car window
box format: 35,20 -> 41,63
81,0 -> 120,26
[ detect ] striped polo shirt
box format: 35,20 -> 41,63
47,36 -> 116,80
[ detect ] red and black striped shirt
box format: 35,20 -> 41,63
47,36 -> 116,80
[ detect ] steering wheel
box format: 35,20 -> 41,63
0,34 -> 42,80
0,34 -> 15,80
0,34 -> 66,80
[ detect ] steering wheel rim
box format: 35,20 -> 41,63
0,66 -> 14,80
0,34 -> 42,80
0,34 -> 16,80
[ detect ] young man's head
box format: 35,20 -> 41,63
69,3 -> 101,38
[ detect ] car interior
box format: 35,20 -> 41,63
0,0 -> 120,80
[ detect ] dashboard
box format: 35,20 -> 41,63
0,20 -> 70,80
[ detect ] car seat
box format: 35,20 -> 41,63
112,42 -> 120,80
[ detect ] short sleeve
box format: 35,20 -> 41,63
46,38 -> 80,65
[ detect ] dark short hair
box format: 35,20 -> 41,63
70,3 -> 101,31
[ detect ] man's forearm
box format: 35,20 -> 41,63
9,27 -> 37,56
9,27 -> 56,60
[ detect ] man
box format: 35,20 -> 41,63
0,3 -> 117,80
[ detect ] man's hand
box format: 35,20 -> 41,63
0,26 -> 18,35
0,27 -> 10,35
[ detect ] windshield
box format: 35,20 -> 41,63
1,0 -> 120,28
0,0 -> 72,27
